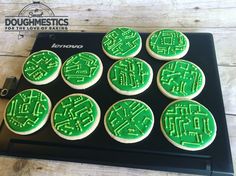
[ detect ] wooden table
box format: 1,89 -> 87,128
0,0 -> 235,175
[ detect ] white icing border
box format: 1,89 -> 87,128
160,99 -> 217,151
146,29 -> 190,60
157,59 -> 206,100
104,99 -> 154,144
51,93 -> 101,140
102,27 -> 142,60
4,89 -> 51,135
22,50 -> 62,85
61,52 -> 103,90
107,58 -> 153,96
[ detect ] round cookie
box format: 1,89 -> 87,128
157,60 -> 205,99
102,27 -> 142,60
160,100 -> 217,151
51,94 -> 100,140
146,29 -> 189,60
4,89 -> 51,135
61,52 -> 103,89
22,50 -> 61,85
108,58 -> 153,96
104,99 -> 154,143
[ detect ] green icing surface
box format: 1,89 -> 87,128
23,50 -> 61,82
161,100 -> 216,150
5,89 -> 50,133
158,60 -> 204,98
148,29 -> 188,57
109,58 -> 152,92
52,94 -> 99,137
105,99 -> 154,140
102,27 -> 141,58
62,52 -> 101,86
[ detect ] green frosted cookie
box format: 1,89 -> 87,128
157,60 -> 205,99
161,100 -> 217,151
104,99 -> 154,143
61,52 -> 103,89
51,94 -> 100,140
102,27 -> 142,60
108,58 -> 153,95
4,89 -> 51,135
146,29 -> 189,60
22,50 -> 61,85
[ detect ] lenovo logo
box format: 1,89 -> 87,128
51,43 -> 83,49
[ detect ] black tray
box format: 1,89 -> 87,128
0,32 -> 234,176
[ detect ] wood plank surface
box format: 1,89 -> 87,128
0,0 -> 235,175
1,29 -> 236,65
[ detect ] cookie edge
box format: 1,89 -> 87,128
146,29 -> 190,60
104,98 -> 154,144
160,99 -> 217,151
61,52 -> 103,90
51,93 -> 101,140
107,58 -> 153,96
102,27 -> 142,60
22,50 -> 62,85
157,59 -> 206,100
4,89 -> 51,135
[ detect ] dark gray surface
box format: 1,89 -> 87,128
0,32 -> 233,175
